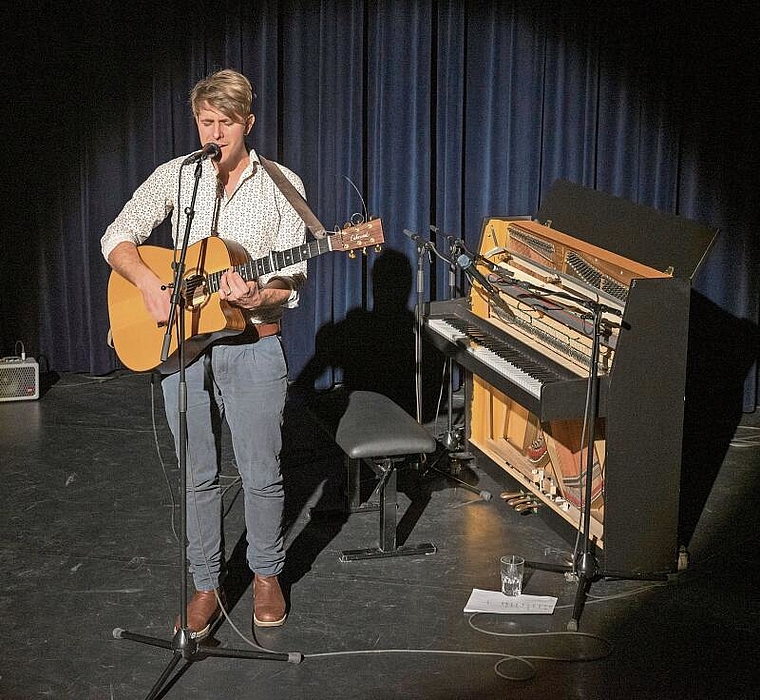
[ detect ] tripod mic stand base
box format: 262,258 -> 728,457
526,554 -> 670,631
421,446 -> 491,500
441,430 -> 460,452
113,623 -> 302,700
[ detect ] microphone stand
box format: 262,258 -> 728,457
440,235 -> 464,453
413,237 -> 429,425
404,230 -> 490,501
477,269 -> 668,631
426,237 -> 482,491
113,159 -> 300,700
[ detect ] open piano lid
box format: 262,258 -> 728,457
536,180 -> 719,282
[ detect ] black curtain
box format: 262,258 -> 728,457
1,0 -> 757,409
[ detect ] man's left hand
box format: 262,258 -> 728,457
219,269 -> 290,310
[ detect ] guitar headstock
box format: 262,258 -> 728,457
333,218 -> 384,257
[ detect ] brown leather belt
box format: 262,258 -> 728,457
252,322 -> 280,340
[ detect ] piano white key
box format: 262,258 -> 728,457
427,318 -> 466,339
427,318 -> 542,398
469,345 -> 542,397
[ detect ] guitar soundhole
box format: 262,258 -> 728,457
182,274 -> 208,310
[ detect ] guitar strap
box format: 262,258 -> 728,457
259,156 -> 327,240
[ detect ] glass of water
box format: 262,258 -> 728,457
500,555 -> 525,596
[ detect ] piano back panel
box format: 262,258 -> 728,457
503,219 -> 672,283
536,179 -> 719,282
602,275 -> 690,573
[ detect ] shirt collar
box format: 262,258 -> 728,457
202,148 -> 259,177
245,148 -> 260,176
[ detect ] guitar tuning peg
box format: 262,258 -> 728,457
349,250 -> 356,259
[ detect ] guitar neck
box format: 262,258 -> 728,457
206,237 -> 333,291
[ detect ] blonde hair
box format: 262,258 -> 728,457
191,69 -> 253,122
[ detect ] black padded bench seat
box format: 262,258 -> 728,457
311,390 -> 438,561
334,390 -> 436,461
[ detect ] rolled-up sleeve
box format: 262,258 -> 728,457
261,163 -> 308,308
100,162 -> 176,261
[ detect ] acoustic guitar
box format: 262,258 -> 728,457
107,218 -> 384,373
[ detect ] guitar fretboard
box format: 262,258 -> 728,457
206,238 -> 333,292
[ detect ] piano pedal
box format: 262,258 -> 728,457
507,495 -> 534,508
515,501 -> 539,514
500,490 -> 525,501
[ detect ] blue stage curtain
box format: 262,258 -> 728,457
2,1 -> 756,409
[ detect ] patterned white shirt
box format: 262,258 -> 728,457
101,148 -> 307,323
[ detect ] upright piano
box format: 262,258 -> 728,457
425,181 -> 717,573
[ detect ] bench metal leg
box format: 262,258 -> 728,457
379,460 -> 397,551
309,455 -> 381,520
346,456 -> 381,514
340,457 -> 437,562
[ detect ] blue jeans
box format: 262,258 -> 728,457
162,335 -> 288,591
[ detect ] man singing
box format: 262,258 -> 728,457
101,69 -> 306,635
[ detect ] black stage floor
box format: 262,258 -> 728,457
1,371 -> 758,699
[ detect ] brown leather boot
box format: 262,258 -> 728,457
253,574 -> 287,627
174,588 -> 224,639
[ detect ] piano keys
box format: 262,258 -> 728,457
425,304 -> 597,422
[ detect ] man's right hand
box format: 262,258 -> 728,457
139,279 -> 171,326
107,241 -> 171,325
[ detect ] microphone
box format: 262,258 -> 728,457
403,228 -> 431,249
446,234 -> 511,277
457,251 -> 516,319
456,252 -> 499,293
478,255 -> 513,277
430,225 -> 466,254
182,142 -> 222,165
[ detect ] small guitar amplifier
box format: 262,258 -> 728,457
0,357 -> 40,402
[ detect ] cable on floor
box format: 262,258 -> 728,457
466,613 -> 613,680
301,617 -> 613,682
262,576 -> 682,682
729,425 -> 760,448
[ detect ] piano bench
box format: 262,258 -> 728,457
311,390 -> 438,561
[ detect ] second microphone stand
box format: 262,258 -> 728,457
437,232 -> 464,454
407,231 -> 490,501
